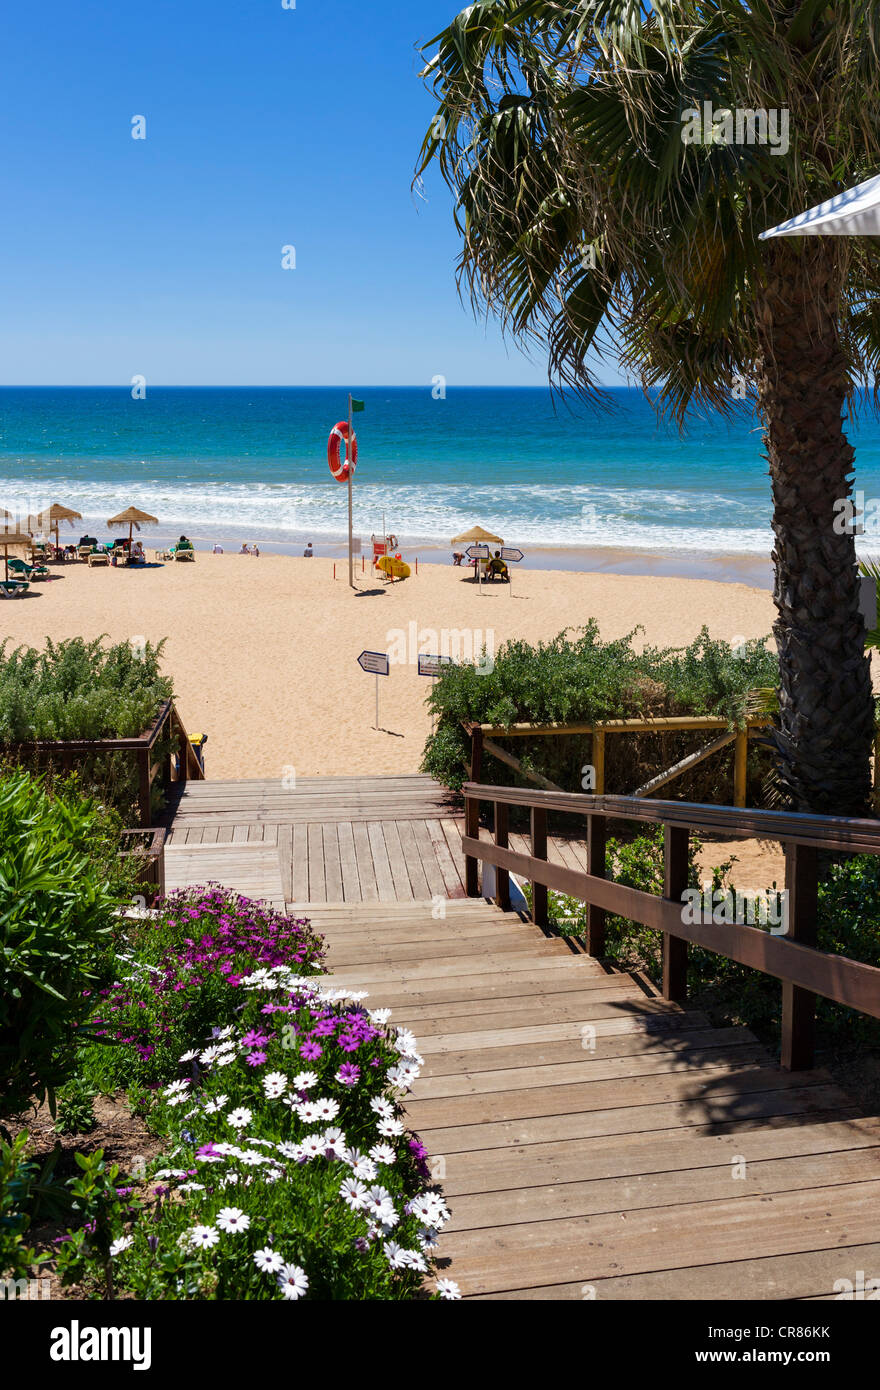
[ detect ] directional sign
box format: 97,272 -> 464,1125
358,650 -> 389,676
465,544 -> 490,560
418,654 -> 453,678
500,547 -> 524,563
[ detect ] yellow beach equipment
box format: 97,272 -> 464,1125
376,554 -> 411,580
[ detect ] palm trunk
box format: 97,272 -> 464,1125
756,240 -> 874,816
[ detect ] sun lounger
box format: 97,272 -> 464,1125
174,544 -> 195,562
87,549 -> 110,567
0,579 -> 28,598
7,556 -> 48,581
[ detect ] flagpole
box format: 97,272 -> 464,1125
347,392 -> 354,588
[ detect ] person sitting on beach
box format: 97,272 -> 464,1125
488,550 -> 509,582
212,543 -> 223,554
130,541 -> 145,565
252,544 -> 260,557
303,542 -> 314,558
239,542 -> 251,555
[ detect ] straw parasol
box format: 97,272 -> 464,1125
29,502 -> 83,555
450,525 -> 504,546
107,506 -> 159,549
1,530 -> 33,581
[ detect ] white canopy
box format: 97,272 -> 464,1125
760,173 -> 880,240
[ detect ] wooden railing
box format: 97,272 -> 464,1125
461,781 -> 880,1071
5,698 -> 204,827
119,827 -> 167,903
464,715 -> 773,806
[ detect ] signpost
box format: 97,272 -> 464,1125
465,543 -> 490,594
358,649 -> 390,729
500,546 -> 524,596
418,653 -> 453,733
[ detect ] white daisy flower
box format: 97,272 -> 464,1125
162,1077 -> 189,1096
369,1008 -> 392,1025
418,1226 -> 440,1250
292,1070 -> 318,1090
215,1050 -> 237,1067
215,1026 -> 235,1039
204,1095 -> 229,1114
216,1207 -> 250,1234
277,1263 -> 309,1300
178,1049 -> 199,1063
277,1141 -> 303,1160
350,1154 -> 378,1182
312,1098 -> 340,1122
370,1097 -> 395,1120
199,1045 -> 222,1065
228,1107 -> 253,1130
369,1143 -> 396,1166
253,1247 -> 285,1274
383,1240 -> 408,1269
401,1248 -> 428,1272
393,1028 -> 419,1057
298,1135 -> 324,1159
296,1101 -> 321,1125
377,1117 -> 404,1138
109,1236 -> 133,1257
188,1225 -> 220,1250
178,1182 -> 205,1193
339,1177 -> 369,1210
165,1093 -> 188,1107
437,1278 -> 461,1300
262,1071 -> 287,1099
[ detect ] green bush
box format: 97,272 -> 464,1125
0,768 -> 135,1120
0,1133 -> 47,1284
422,623 -> 778,801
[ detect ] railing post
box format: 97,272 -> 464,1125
734,729 -> 748,807
464,792 -> 480,898
494,800 -> 510,911
781,842 -> 818,1071
531,806 -> 548,928
177,713 -> 189,787
138,749 -> 152,829
662,824 -> 689,1002
586,812 -> 606,956
593,728 -> 605,794
470,724 -> 484,784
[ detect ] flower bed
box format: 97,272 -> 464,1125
48,887 -> 459,1301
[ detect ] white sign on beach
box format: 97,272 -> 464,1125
500,547 -> 524,563
465,545 -> 490,560
417,654 -> 453,678
358,650 -> 389,730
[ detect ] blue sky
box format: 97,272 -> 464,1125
0,0 -> 624,388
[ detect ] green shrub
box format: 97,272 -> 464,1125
422,623 -> 778,802
0,1133 -> 47,1284
54,1078 -> 98,1136
0,768 -> 135,1120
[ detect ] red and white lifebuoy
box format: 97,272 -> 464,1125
328,421 -> 357,482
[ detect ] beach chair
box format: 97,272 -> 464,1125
87,549 -> 110,567
8,556 -> 49,581
174,542 -> 195,562
0,579 -> 28,598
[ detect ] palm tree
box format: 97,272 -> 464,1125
416,0 -> 880,816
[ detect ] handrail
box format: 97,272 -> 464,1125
461,781 -> 880,1071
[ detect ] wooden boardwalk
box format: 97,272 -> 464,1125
165,775 -> 880,1299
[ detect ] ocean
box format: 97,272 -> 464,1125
2,386 -> 880,564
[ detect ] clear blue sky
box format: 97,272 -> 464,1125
0,0 -> 624,388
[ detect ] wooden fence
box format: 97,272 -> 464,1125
461,781 -> 880,1071
4,698 -> 204,828
465,715 -> 774,806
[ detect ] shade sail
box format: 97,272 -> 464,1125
760,173 -> 880,240
450,525 -> 505,546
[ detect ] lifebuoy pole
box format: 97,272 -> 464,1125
347,394 -> 354,588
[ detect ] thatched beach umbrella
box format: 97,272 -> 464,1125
1,530 -> 33,581
30,502 -> 83,554
451,525 -> 505,546
107,506 -> 159,549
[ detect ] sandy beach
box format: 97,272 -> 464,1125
2,553 -> 777,779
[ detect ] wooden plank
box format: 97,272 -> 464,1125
351,822 -> 379,901
335,821 -> 361,902
410,819 -> 449,901
292,823 -> 309,902
277,824 -> 293,902
426,819 -> 467,899
322,823 -> 344,902
366,822 -> 396,900
307,823 -> 325,902
383,820 -> 416,900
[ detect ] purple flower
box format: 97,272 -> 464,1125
245,1050 -> 267,1067
300,1040 -> 322,1060
337,1063 -> 360,1086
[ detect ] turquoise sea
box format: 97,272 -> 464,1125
2,386 -> 880,560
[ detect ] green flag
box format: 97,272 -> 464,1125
350,398 -> 365,412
